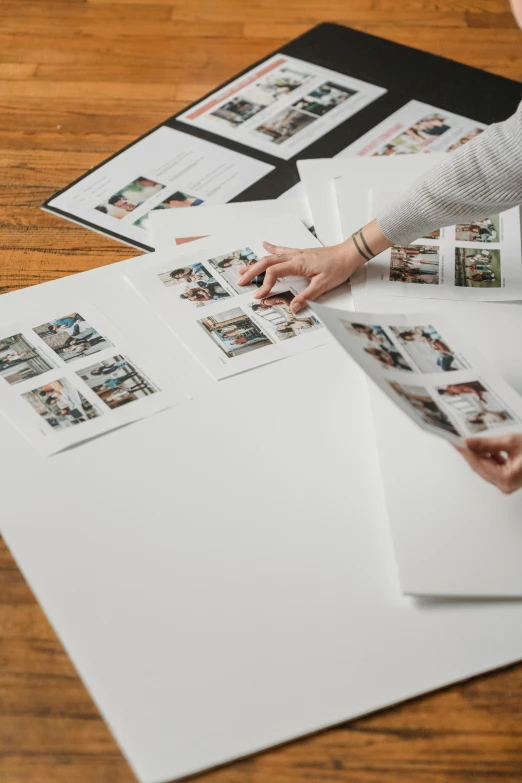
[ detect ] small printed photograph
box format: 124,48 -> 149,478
0,333 -> 55,386
206,247 -> 259,293
210,96 -> 267,127
389,381 -> 459,436
454,248 -> 501,288
33,313 -> 113,363
254,107 -> 317,145
445,127 -> 484,152
372,113 -> 452,156
22,378 -> 101,431
437,380 -> 515,434
248,291 -> 323,341
158,262 -> 230,306
256,67 -> 313,100
340,320 -> 413,371
95,176 -> 165,220
292,82 -> 357,117
390,245 -> 440,284
76,355 -> 159,409
390,325 -> 466,373
133,190 -> 204,234
455,215 -> 500,243
198,307 -> 273,358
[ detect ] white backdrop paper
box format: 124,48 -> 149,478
3,235 -> 522,783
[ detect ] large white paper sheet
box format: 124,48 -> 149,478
4,256 -> 522,782
151,193 -> 313,249
46,127 -> 274,248
313,303 -> 522,444
127,217 -> 330,379
355,186 -> 522,301
0,304 -> 187,455
177,55 -> 386,160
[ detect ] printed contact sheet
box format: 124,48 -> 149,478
313,303 -> 522,443
0,305 -> 188,455
125,218 -> 330,379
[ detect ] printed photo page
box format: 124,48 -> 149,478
0,304 -> 188,455
335,177 -> 522,301
338,98 -> 486,157
125,217 -> 330,380
312,302 -> 522,444
178,54 -> 386,161
45,127 -> 275,250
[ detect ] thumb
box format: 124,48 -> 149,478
465,435 -> 514,454
290,278 -> 325,313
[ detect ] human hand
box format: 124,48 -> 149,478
455,433 -> 522,494
237,219 -> 393,314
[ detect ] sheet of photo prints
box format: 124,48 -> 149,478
346,185 -> 522,301
45,127 -> 274,248
178,54 -> 386,160
0,304 -> 188,455
313,302 -> 522,444
125,222 -> 330,380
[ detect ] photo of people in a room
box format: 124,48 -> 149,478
95,176 -> 165,219
33,313 -> 113,363
76,355 -> 159,409
389,381 -> 459,436
248,290 -> 323,341
390,325 -> 466,373
292,81 -> 357,117
254,107 -> 317,145
22,378 -> 101,430
390,245 -> 440,284
207,247 -> 259,293
445,126 -> 484,152
256,67 -> 312,99
454,248 -> 501,287
0,334 -> 55,386
455,215 -> 499,242
340,320 -> 413,371
198,308 -> 273,358
437,380 -> 516,434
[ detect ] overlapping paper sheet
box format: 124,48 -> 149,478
0,303 -> 187,455
177,54 -> 386,160
127,216 -> 330,379
313,303 -> 522,445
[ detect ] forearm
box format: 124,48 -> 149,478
377,101 -> 522,245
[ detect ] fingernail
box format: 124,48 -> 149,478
254,291 -> 262,299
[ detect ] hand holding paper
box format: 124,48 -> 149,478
456,434 -> 522,494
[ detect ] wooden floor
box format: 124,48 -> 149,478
2,1 -> 522,781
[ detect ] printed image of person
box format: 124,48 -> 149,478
364,345 -> 412,371
394,326 -> 459,372
156,191 -> 204,209
96,176 -> 164,219
166,263 -> 207,285
33,314 -> 111,363
180,279 -> 230,305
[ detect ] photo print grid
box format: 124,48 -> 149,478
33,312 -> 113,363
371,112 -> 484,156
95,176 -> 165,220
0,333 -> 55,386
76,355 -> 160,410
340,318 -> 466,375
22,378 -> 102,431
156,247 -> 259,309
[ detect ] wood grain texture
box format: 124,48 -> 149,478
1,1 -> 522,781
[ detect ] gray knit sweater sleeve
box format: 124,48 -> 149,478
377,101 -> 522,246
